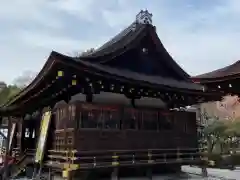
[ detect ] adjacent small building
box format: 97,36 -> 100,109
192,60 -> 240,122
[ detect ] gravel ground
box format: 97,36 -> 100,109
182,166 -> 240,180
14,166 -> 240,180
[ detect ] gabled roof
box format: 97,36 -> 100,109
80,10 -> 190,81
192,60 -> 240,82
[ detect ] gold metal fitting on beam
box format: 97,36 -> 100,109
72,80 -> 77,86
57,71 -> 64,77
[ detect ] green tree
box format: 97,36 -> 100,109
204,118 -> 240,154
225,120 -> 240,151
0,85 -> 21,106
204,120 -> 228,153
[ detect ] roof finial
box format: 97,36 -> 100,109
136,10 -> 152,25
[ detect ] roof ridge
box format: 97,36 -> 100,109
80,10 -> 154,58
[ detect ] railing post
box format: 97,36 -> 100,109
148,150 -> 153,164
62,169 -> 72,180
112,152 -> 119,166
63,149 -> 71,180
93,156 -> 96,167
48,150 -> 53,180
71,150 -> 77,165
132,154 -> 135,164
200,147 -> 208,177
191,153 -> 194,161
67,149 -> 70,169
48,167 -> 53,180
177,148 -> 181,162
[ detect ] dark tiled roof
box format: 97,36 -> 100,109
78,15 -> 191,81
80,22 -> 145,59
193,61 -> 240,80
94,22 -> 137,52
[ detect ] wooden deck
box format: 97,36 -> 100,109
45,148 -> 204,171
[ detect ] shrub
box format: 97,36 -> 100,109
206,153 -> 240,168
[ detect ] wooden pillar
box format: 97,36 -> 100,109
21,116 -> 27,152
201,146 -> 208,177
3,116 -> 11,180
146,167 -> 152,180
16,117 -> 22,153
48,167 -> 53,180
62,169 -> 73,180
32,163 -> 37,179
111,168 -> 119,180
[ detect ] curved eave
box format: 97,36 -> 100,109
2,51 -> 70,108
0,105 -> 18,116
192,73 -> 240,84
81,23 -> 191,82
192,60 -> 240,83
69,58 -> 221,99
60,58 -> 222,104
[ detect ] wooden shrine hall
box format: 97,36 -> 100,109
0,10 -> 221,179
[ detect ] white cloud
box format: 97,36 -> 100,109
19,29 -> 108,54
52,0 -> 97,22
0,1 -> 63,29
1,0 -> 240,84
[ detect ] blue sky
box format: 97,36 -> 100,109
1,0 -> 240,84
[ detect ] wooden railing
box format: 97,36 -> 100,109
0,147 -> 35,165
9,149 -> 36,179
15,149 -> 35,163
0,147 -> 35,157
46,148 -> 205,170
